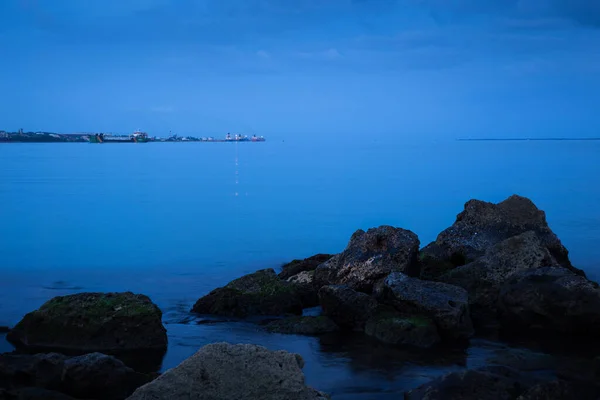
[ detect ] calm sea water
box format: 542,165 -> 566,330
1,139 -> 599,398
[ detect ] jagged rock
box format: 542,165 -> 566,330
517,380 -> 600,400
191,269 -> 303,317
439,231 -> 561,327
364,310 -> 440,348
126,343 -> 329,400
265,316 -> 339,335
287,271 -> 319,308
0,352 -> 152,400
375,272 -> 473,339
6,292 -> 167,355
318,285 -> 378,330
279,254 -> 333,280
498,267 -> 600,335
405,366 -> 539,400
420,195 -> 581,279
314,226 -> 420,293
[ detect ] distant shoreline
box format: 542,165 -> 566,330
458,138 -> 600,141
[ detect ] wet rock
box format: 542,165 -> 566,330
191,269 -> 303,317
420,195 -> 581,277
364,311 -> 440,348
126,343 -> 329,400
6,292 -> 167,355
0,387 -> 76,400
314,226 -> 420,293
375,272 -> 473,339
61,353 -> 153,399
486,348 -> 556,372
517,380 -> 600,400
318,285 -> 378,330
279,254 -> 333,280
0,328 -> 9,334
0,352 -> 153,400
405,366 -> 538,400
266,316 -> 339,335
440,232 -> 560,327
498,267 -> 600,335
287,271 -> 319,308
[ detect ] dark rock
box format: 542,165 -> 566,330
191,269 -> 303,317
287,271 -> 319,308
126,343 -> 329,400
486,348 -> 556,372
375,272 -> 473,339
318,285 -> 378,330
420,195 -> 582,277
61,353 -> 152,399
440,231 -> 561,327
498,267 -> 600,335
0,387 -> 76,400
517,380 -> 600,400
0,328 -> 9,334
6,292 -> 167,355
595,356 -> 600,378
314,226 -> 420,293
279,254 -> 333,280
265,316 -> 339,335
364,310 -> 440,348
0,352 -> 152,400
405,366 -> 539,400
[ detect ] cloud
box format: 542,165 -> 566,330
151,105 -> 175,113
295,48 -> 343,60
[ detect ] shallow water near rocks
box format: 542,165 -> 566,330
1,139 -> 599,397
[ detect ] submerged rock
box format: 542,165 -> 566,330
517,380 -> 600,400
191,269 -> 303,317
420,195 -> 581,278
6,292 -> 167,355
126,343 -> 329,400
498,267 -> 600,335
364,311 -> 440,348
314,226 -> 420,293
439,231 -> 561,327
279,254 -> 333,280
287,271 -> 319,308
375,272 -> 473,339
266,316 -> 339,335
318,285 -> 378,330
405,366 -> 539,400
0,352 -> 152,400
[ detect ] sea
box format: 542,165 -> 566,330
1,138 -> 599,398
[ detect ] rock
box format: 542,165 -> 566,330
314,226 -> 420,293
0,352 -> 152,400
6,292 -> 167,354
265,316 -> 339,335
0,387 -> 76,400
375,272 -> 473,339
364,311 -> 440,348
191,269 -> 303,317
126,343 -> 329,400
61,353 -> 153,399
595,356 -> 600,378
498,267 -> 600,335
318,285 -> 378,330
405,366 -> 538,400
279,254 -> 333,280
0,328 -> 9,334
420,195 -> 581,277
486,348 -> 556,372
439,232 -> 561,327
287,271 -> 319,308
517,380 -> 600,400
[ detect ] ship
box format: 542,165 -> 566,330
89,130 -> 149,143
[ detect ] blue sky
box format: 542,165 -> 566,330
1,0 -> 599,138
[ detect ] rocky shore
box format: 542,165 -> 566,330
2,195 -> 600,399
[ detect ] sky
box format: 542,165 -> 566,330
0,0 -> 599,138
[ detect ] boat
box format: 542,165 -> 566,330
89,130 -> 149,143
251,135 -> 266,142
